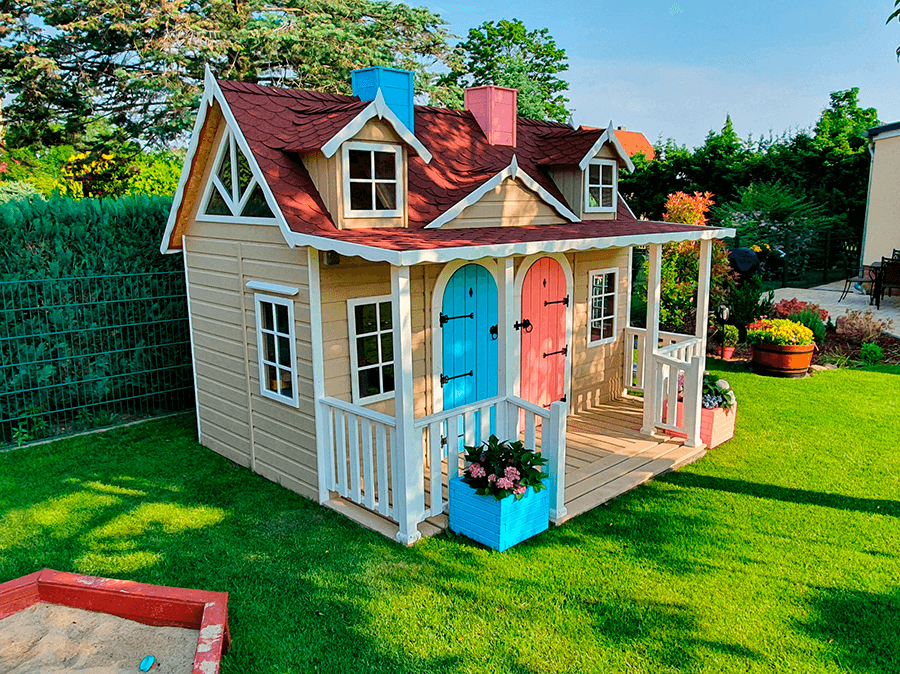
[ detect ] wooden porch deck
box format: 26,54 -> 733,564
326,395 -> 706,540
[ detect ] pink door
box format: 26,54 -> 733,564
519,257 -> 568,409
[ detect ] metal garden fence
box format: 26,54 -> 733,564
1,272 -> 193,447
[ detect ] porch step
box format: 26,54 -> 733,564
323,498 -> 446,543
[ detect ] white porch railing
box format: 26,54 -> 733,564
318,397 -> 397,518
624,327 -> 704,392
414,396 -> 568,524
650,338 -> 704,440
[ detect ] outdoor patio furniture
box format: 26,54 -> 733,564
874,257 -> 900,310
839,244 -> 873,302
893,248 -> 900,259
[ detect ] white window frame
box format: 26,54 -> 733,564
587,268 -> 618,347
197,128 -> 277,225
347,295 -> 396,404
254,293 -> 300,407
584,158 -> 618,214
341,141 -> 403,218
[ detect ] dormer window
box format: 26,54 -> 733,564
342,142 -> 402,218
584,159 -> 617,213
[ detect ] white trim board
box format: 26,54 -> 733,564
424,155 -> 580,228
578,122 -> 636,173
245,280 -> 299,296
321,89 -> 432,163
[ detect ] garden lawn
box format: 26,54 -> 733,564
1,366 -> 899,674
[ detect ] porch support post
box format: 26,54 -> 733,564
641,243 -> 663,436
391,264 -> 423,545
497,257 -> 516,439
308,248 -> 331,503
685,238 -> 713,448
545,400 -> 568,523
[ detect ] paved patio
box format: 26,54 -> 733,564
773,281 -> 900,338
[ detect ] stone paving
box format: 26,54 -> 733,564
772,280 -> 900,338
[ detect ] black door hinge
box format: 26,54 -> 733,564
543,345 -> 568,358
544,295 -> 569,307
439,312 -> 474,327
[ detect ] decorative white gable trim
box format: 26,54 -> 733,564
424,155 -> 580,229
320,90 -> 432,163
161,66 -> 294,254
577,121 -> 636,173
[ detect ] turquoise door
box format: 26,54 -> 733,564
441,264 -> 498,446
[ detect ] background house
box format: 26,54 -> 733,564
862,121 -> 900,265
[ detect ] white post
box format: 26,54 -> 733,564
497,257 -> 516,440
545,401 -> 568,523
685,239 -> 713,447
641,243 -> 663,436
308,248 -> 331,503
391,265 -> 423,545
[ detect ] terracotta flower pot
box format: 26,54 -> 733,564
751,343 -> 814,378
715,345 -> 736,360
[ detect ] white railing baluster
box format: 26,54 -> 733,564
334,408 -> 347,497
479,404 -> 491,445
376,423 -> 389,516
463,410 -> 475,448
525,410 -> 536,451
361,418 -> 374,510
429,421 -> 443,516
348,415 -> 361,503
323,404 -> 336,492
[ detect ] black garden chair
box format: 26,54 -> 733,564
876,256 -> 900,309
839,243 -> 873,302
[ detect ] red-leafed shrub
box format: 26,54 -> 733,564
835,311 -> 893,344
772,298 -> 828,323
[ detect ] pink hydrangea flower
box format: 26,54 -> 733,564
504,466 -> 520,481
496,477 -> 514,490
514,485 -> 527,495
467,462 -> 486,478
487,474 -> 497,483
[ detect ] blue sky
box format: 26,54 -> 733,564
416,1 -> 900,148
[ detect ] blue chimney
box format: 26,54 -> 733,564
351,66 -> 415,134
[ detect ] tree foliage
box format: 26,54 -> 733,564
0,0 -> 460,148
440,19 -> 571,122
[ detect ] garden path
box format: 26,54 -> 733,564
773,282 -> 900,337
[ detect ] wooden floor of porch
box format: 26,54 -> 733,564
326,395 -> 706,540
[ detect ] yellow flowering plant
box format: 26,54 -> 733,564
745,319 -> 814,346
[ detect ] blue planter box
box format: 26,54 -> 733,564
448,477 -> 549,551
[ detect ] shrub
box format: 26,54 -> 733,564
746,318 -> 815,346
788,307 -> 826,345
727,276 -> 774,334
860,342 -> 884,365
835,310 -> 893,344
773,297 -> 828,323
0,181 -> 41,204
663,191 -> 715,226
722,324 -> 739,347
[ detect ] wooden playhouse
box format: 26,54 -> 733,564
161,66 -> 734,544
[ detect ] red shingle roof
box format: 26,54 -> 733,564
215,79 -> 699,253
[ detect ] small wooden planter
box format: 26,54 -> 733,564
663,400 -> 737,449
751,343 -> 814,378
448,477 -> 549,551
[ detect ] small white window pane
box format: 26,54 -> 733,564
350,182 -> 372,210
602,187 -> 614,208
374,182 -> 396,210
380,333 -> 393,362
348,150 -> 371,179
205,185 -> 231,216
589,187 -> 600,208
278,368 -> 293,396
262,303 -> 274,331
277,336 -> 291,366
357,334 -> 379,367
379,302 -> 392,330
374,151 -> 396,180
276,304 -> 289,333
591,305 -> 602,321
603,319 -> 614,340
264,333 -> 276,362
382,364 -> 395,393
264,364 -> 277,392
355,303 -> 377,335
589,164 -> 600,184
591,325 -> 603,343
604,294 -> 615,316
358,367 -> 381,398
601,164 -> 613,185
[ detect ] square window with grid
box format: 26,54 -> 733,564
585,160 -> 617,212
343,142 -> 401,217
348,297 -> 395,403
589,270 -> 617,345
255,295 -> 298,405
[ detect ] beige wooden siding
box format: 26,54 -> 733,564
547,166 -> 583,220
183,219 -> 319,501
444,177 -> 567,228
320,256 -> 428,418
568,248 -> 630,412
864,134 -> 900,264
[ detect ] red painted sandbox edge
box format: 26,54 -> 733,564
0,569 -> 230,674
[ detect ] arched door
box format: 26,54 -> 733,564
520,257 -> 568,409
441,264 -> 499,411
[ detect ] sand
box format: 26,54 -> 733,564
0,602 -> 199,674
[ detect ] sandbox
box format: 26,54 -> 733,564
0,569 -> 230,674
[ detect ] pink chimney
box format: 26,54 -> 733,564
464,85 -> 517,147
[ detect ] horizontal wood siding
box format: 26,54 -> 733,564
184,219 -> 318,500
444,177 -> 566,228
568,248 -> 630,412
547,166 -> 583,221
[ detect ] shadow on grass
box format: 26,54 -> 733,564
799,586 -> 900,672
666,473 -> 900,518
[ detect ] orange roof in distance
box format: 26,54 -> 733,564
579,125 -> 655,161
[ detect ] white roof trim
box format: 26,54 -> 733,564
424,155 -> 580,229
320,89 -> 432,163
161,65 -> 295,253
286,226 -> 736,266
871,128 -> 900,142
577,121 -> 636,173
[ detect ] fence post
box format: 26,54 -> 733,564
545,401 -> 568,524
683,355 -> 704,448
823,231 -> 831,286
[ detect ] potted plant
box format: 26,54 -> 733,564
664,373 -> 738,448
449,435 -> 549,551
746,318 -> 815,378
715,324 -> 739,360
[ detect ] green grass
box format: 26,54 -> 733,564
2,367 -> 899,673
